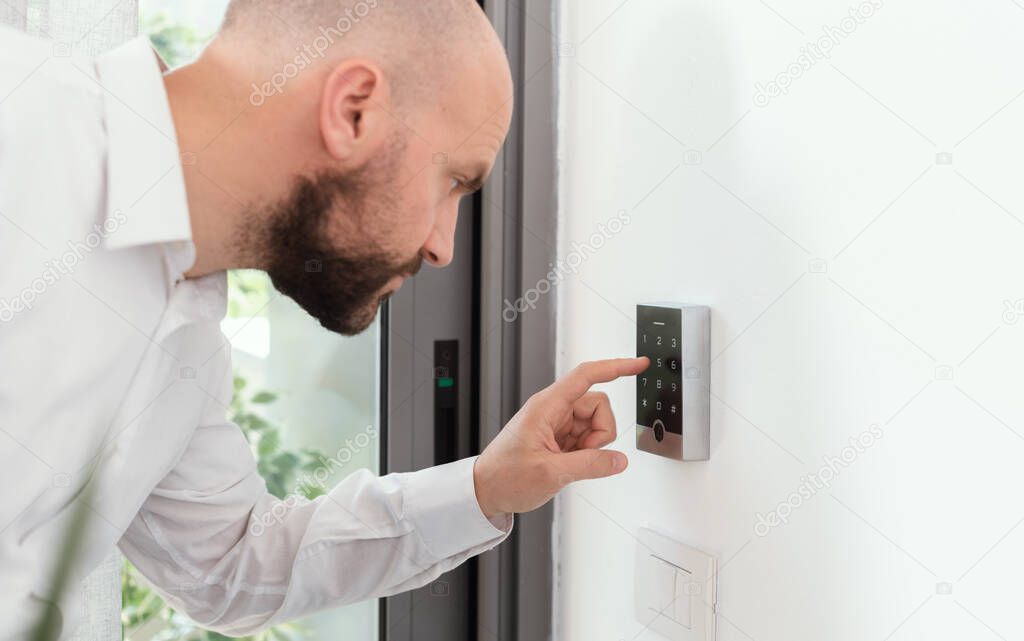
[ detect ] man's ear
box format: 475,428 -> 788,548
320,60 -> 390,164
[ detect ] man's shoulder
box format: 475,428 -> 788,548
0,24 -> 56,60
0,27 -> 111,254
0,23 -> 108,153
0,24 -> 102,91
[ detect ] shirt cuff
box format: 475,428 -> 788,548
398,456 -> 513,561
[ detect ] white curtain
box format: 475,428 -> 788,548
0,0 -> 26,28
1,0 -> 138,55
0,5 -> 140,639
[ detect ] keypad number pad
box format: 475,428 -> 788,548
637,305 -> 683,435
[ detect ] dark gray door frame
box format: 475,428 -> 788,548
382,0 -> 559,639
382,194 -> 479,641
478,1 -> 559,641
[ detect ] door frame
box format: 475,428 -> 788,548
382,0 -> 560,639
477,1 -> 560,641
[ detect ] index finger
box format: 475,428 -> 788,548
548,357 -> 650,402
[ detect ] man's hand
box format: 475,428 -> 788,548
472,357 -> 650,518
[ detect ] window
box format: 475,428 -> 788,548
122,3 -> 382,639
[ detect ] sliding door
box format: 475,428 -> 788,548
383,196 -> 479,641
123,4 -> 384,641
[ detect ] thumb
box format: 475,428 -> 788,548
555,449 -> 629,486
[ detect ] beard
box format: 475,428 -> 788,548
258,161 -> 422,336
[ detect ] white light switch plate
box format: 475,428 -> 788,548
634,528 -> 716,641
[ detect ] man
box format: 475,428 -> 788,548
0,0 -> 646,637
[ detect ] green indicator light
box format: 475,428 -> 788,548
437,377 -> 455,389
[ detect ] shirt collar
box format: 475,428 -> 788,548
94,36 -> 192,265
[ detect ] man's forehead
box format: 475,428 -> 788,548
437,40 -> 513,129
462,101 -> 511,149
439,74 -> 513,139
412,36 -> 513,167
424,83 -> 511,175
452,103 -> 508,180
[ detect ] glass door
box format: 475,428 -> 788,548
224,270 -> 382,641
124,4 -> 382,640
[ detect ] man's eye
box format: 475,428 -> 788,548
450,178 -> 462,192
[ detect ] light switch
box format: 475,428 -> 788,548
635,528 -> 716,641
652,556 -> 678,613
674,568 -> 692,629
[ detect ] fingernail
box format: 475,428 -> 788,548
612,453 -> 627,472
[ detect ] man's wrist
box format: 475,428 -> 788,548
472,456 -> 498,520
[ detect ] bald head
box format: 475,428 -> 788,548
220,0 -> 497,107
170,0 -> 513,331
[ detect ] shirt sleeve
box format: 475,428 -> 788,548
118,412 -> 512,635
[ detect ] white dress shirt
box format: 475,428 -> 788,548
0,28 -> 511,640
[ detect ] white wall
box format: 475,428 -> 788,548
553,1 -> 1024,640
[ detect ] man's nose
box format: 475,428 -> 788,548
420,228 -> 454,267
420,208 -> 458,267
